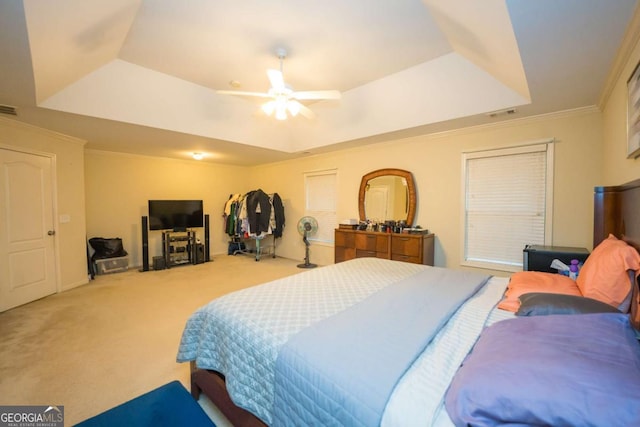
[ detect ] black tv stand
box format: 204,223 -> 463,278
162,230 -> 196,268
140,214 -> 211,272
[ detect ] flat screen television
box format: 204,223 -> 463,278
148,200 -> 203,231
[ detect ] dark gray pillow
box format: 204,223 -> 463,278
516,292 -> 621,316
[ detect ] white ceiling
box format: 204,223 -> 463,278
0,0 -> 637,166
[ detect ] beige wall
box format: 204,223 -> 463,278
0,117 -> 87,291
84,151 -> 251,267
602,32 -> 640,184
249,108 -> 603,271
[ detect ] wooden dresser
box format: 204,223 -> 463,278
335,229 -> 434,265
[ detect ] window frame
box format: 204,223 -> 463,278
460,140 -> 554,272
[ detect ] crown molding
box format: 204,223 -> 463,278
598,1 -> 640,109
0,116 -> 86,146
418,106 -> 600,142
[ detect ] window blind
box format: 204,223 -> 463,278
463,143 -> 552,270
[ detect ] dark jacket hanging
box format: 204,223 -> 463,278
272,193 -> 285,238
246,189 -> 272,235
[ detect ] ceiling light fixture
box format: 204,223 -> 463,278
260,57 -> 300,121
217,48 -> 340,121
262,93 -> 301,121
192,152 -> 204,160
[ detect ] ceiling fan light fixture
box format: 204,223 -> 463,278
263,98 -> 301,120
287,100 -> 301,117
262,100 -> 276,116
274,96 -> 288,120
275,107 -> 287,121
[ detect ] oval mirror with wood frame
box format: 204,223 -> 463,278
358,168 -> 416,226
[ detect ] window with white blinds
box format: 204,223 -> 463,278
304,169 -> 337,244
462,142 -> 553,271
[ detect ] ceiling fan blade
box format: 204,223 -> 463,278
297,103 -> 316,119
217,90 -> 272,98
267,69 -> 285,90
286,100 -> 316,119
293,90 -> 341,100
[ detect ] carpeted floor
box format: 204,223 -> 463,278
0,254 -> 302,426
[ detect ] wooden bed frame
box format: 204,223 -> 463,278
189,178 -> 640,427
594,178 -> 640,246
190,361 -> 267,426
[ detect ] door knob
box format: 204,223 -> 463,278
48,230 -> 55,236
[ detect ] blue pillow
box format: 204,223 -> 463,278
445,313 -> 640,426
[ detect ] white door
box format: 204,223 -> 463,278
365,186 -> 389,222
0,148 -> 57,312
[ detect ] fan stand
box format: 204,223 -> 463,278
297,231 -> 317,269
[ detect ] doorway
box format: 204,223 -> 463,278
0,148 -> 57,312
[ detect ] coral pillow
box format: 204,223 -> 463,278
497,271 -> 581,312
576,234 -> 640,309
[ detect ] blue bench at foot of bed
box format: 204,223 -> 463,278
75,380 -> 215,427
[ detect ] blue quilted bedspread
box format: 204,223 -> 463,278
272,267 -> 490,427
177,258 -> 428,424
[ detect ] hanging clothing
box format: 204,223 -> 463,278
223,190 -> 284,239
223,194 -> 242,236
246,189 -> 272,236
272,193 -> 285,238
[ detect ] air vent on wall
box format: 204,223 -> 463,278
0,104 -> 17,116
487,108 -> 517,118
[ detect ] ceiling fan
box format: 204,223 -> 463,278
217,48 -> 341,120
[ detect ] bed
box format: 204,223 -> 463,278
177,179 -> 640,426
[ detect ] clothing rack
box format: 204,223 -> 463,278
230,233 -> 276,261
223,189 -> 285,261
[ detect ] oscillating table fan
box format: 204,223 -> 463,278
296,216 -> 318,268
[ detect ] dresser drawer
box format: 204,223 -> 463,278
335,246 -> 356,263
390,253 -> 421,264
335,230 -> 355,248
334,230 -> 356,264
356,249 -> 388,259
355,233 -> 389,252
391,235 -> 421,257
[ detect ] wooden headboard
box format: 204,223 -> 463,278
594,178 -> 640,329
594,178 -> 640,247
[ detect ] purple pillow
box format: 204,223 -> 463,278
445,313 -> 640,426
